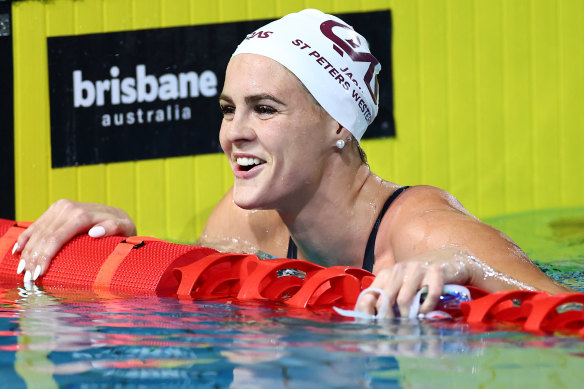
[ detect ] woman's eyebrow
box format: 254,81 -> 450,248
245,94 -> 286,106
219,93 -> 286,106
218,94 -> 233,103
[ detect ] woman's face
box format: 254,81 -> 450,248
219,54 -> 337,211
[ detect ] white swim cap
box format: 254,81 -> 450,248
232,9 -> 381,142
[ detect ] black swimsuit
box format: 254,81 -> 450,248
286,186 -> 410,272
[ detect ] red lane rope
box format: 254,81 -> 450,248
0,218 -> 583,337
94,236 -> 165,291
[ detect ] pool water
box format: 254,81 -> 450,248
1,207 -> 584,388
487,206 -> 584,292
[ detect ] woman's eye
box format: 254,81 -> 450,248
219,105 -> 235,115
255,105 -> 276,115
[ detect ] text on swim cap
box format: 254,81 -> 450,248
245,30 -> 273,39
292,38 -> 373,123
320,20 -> 379,105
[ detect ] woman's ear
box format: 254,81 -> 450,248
335,124 -> 353,141
324,118 -> 343,144
332,123 -> 356,151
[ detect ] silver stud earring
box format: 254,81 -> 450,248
336,139 -> 345,149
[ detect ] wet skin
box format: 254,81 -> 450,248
12,55 -> 571,317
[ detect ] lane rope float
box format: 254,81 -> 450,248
0,218 -> 582,337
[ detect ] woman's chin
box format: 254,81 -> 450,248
232,181 -> 285,211
232,192 -> 270,211
233,200 -> 256,210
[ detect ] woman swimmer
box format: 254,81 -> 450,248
11,9 -> 570,317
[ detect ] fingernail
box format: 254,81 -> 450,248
12,242 -> 19,255
88,225 -> 106,238
23,270 -> 32,283
16,259 -> 25,274
33,265 -> 41,281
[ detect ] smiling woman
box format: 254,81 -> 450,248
219,54 -> 338,211
12,9 -> 571,318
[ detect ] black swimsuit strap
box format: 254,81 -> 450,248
286,236 -> 298,259
362,186 -> 410,272
286,186 -> 410,272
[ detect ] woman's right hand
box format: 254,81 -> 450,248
355,249 -> 473,319
13,199 -> 137,283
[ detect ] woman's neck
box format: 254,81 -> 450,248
278,162 -> 395,268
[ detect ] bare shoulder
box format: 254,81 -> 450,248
376,185 -> 569,293
197,187 -> 289,256
383,185 -> 490,252
380,185 -> 472,234
373,186 -> 463,261
400,185 -> 471,215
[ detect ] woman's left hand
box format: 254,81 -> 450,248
355,248 -> 474,318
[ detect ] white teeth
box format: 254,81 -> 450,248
236,157 -> 263,166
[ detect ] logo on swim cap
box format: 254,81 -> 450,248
245,30 -> 274,40
231,9 -> 382,142
320,20 -> 380,106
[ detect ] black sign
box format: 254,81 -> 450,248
0,2 -> 15,219
47,10 -> 393,168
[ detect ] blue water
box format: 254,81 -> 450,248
2,284 -> 584,389
1,207 -> 584,388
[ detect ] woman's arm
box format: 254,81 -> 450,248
14,187 -> 288,282
391,186 -> 567,292
358,185 -> 570,317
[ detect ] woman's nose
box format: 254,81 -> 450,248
222,111 -> 256,145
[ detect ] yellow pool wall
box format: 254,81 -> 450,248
11,0 -> 584,242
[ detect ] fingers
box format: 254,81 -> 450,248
18,206 -> 89,280
355,292 -> 378,316
394,262 -> 425,317
13,199 -> 137,282
356,268 -> 397,318
354,256 -> 452,319
418,266 -> 444,314
88,225 -> 106,238
360,262 -> 425,319
92,218 -> 137,238
355,266 -> 402,319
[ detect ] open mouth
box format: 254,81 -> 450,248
236,157 -> 266,172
